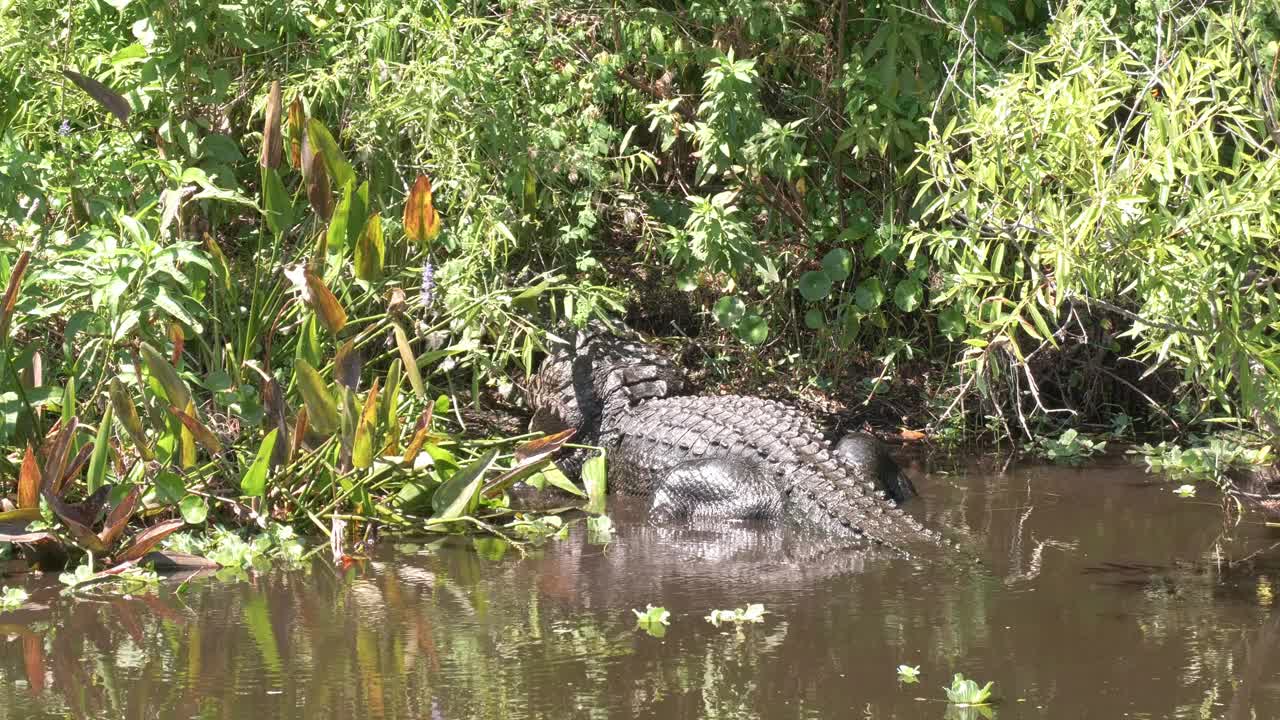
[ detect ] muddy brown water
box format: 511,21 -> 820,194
1,458 -> 1279,719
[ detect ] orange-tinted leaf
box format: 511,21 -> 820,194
898,429 -> 927,442
304,269 -> 347,335
291,407 -> 309,459
169,323 -> 185,366
0,251 -> 29,340
61,69 -> 130,125
17,445 -> 38,508
167,402 -> 223,456
403,175 -> 442,245
22,635 -> 44,693
98,486 -> 141,549
261,80 -> 283,169
115,519 -> 186,564
400,406 -> 434,465
354,213 -> 384,282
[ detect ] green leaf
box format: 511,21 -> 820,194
938,306 -> 966,339
86,402 -> 113,494
799,271 -> 832,301
261,166 -> 294,236
736,314 -> 769,345
354,213 -> 384,282
179,495 -> 208,524
153,470 -> 185,504
139,342 -> 191,410
821,248 -> 852,282
240,429 -> 278,498
854,278 -> 885,311
713,296 -> 746,328
306,118 -> 355,191
675,269 -> 698,292
294,360 -> 339,436
539,464 -> 586,497
804,308 -> 825,329
431,448 -> 499,520
583,454 -> 607,514
893,277 -> 922,312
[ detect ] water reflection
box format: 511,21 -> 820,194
0,460 -> 1278,719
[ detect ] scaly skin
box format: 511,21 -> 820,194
527,325 -> 946,557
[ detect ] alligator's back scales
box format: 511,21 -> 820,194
528,325 -> 948,558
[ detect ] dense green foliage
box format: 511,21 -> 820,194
0,0 -> 1277,553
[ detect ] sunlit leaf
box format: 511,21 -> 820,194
260,80 -> 282,169
583,454 -> 607,514
86,402 -> 113,493
167,401 -> 223,456
354,213 -> 384,282
287,97 -> 304,169
713,296 -> 746,328
294,360 -> 339,435
400,406 -> 434,465
109,378 -> 152,460
302,128 -> 332,220
61,69 -> 130,125
307,118 -> 355,191
17,445 -> 39,508
392,321 -> 425,399
822,248 -> 853,281
431,448 -> 498,520
179,495 -> 208,524
139,342 -> 191,411
261,166 -> 294,236
303,269 -> 347,335
115,519 -> 186,563
240,428 -> 278,498
481,428 -> 577,497
403,175 -> 442,245
97,485 -> 140,549
352,379 -> 380,469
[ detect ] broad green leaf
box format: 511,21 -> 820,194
351,380 -> 380,469
804,308 -> 825,329
139,342 -> 191,410
306,118 -> 354,190
893,277 -> 922,312
392,322 -> 425,399
855,278 -> 885,310
713,296 -> 746,328
179,495 -> 208,524
240,429 -> 279,498
583,454 -> 607,514
822,248 -> 853,281
736,314 -> 769,345
109,378 -> 152,459
294,360 -> 339,436
261,166 -> 294,236
354,213 -> 384,282
799,271 -> 832,301
540,464 -> 585,497
431,448 -> 498,520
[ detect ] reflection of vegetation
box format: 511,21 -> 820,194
944,673 -> 994,706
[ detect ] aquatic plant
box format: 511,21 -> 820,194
0,585 -> 27,611
633,605 -> 670,636
1031,429 -> 1106,466
705,604 -> 767,627
897,664 -> 921,684
944,673 -> 995,706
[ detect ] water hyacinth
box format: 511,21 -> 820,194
58,119 -> 71,136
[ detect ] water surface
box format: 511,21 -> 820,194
1,457 -> 1278,719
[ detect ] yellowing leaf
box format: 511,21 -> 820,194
352,379 -> 380,469
168,401 -> 223,456
139,342 -> 191,411
354,213 -> 384,282
17,445 -> 39,509
304,269 -> 347,335
287,97 -> 305,169
403,175 -> 442,245
295,359 -> 339,436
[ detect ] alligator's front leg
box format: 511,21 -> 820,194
649,458 -> 783,523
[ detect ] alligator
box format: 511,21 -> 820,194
527,324 -> 946,557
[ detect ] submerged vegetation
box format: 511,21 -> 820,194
0,0 -> 1277,585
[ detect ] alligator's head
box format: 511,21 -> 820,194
526,322 -> 687,443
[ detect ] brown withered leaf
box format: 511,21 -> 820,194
42,490 -> 107,553
17,445 -> 39,509
0,251 -> 29,341
59,442 -> 94,490
482,428 -> 577,498
287,97 -> 305,169
303,130 -> 332,220
61,69 -> 130,125
167,403 -> 224,456
400,406 -> 434,465
261,80 -> 283,169
334,339 -> 362,390
42,418 -> 78,496
115,519 -> 186,564
97,486 -> 141,549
